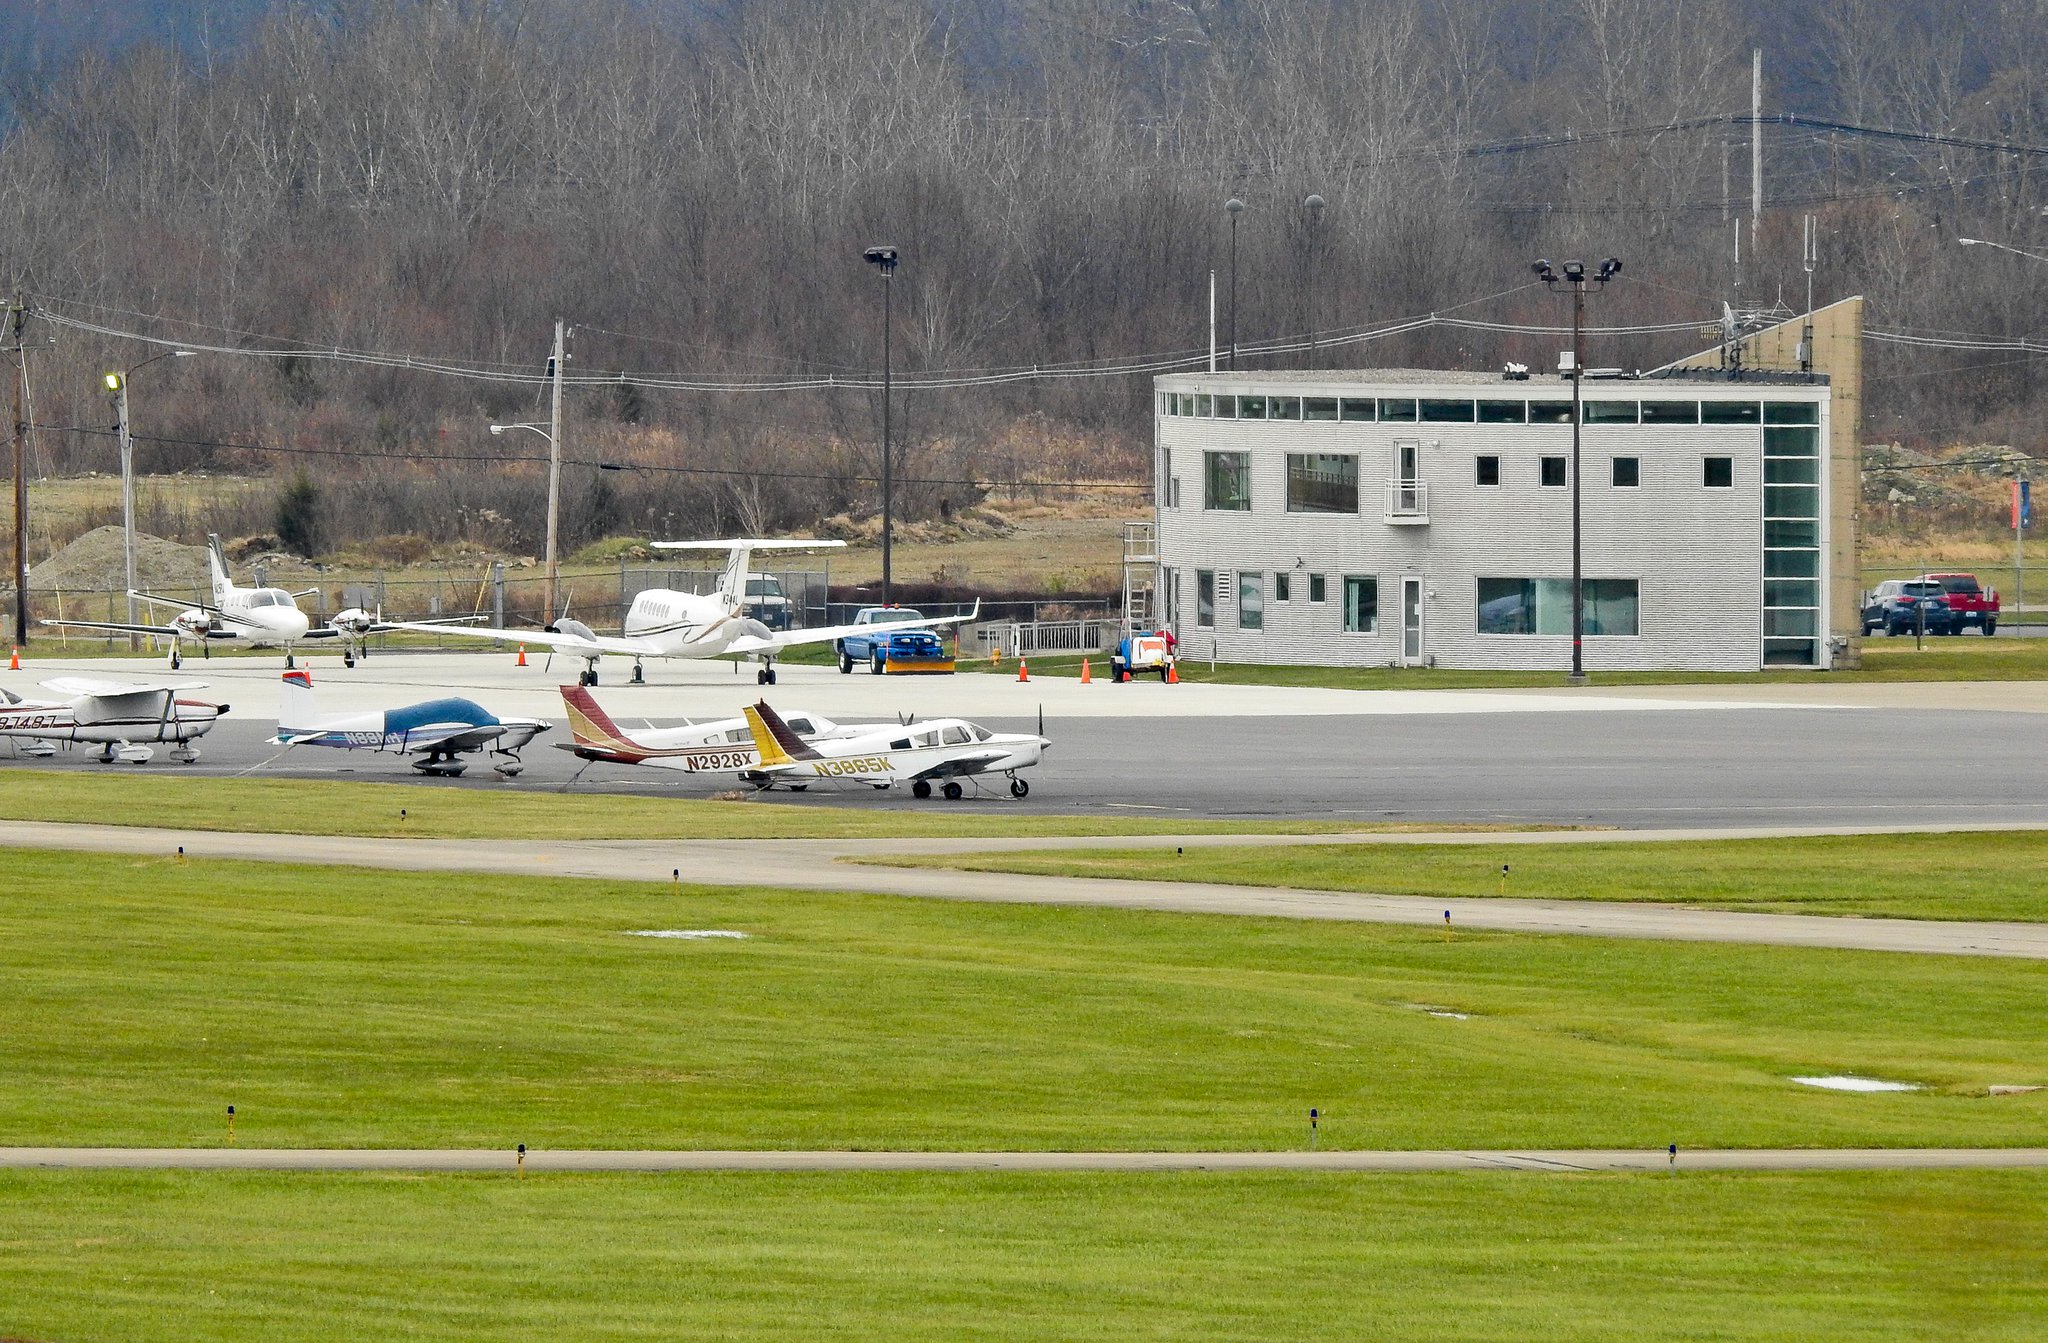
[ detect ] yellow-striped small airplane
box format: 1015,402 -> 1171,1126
740,699 -> 1046,800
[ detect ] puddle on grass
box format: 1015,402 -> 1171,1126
624,930 -> 750,940
1791,1075 -> 1919,1093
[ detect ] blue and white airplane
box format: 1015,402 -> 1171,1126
269,669 -> 549,776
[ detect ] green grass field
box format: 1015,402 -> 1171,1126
0,771 -> 1395,840
2,1169 -> 2043,1342
872,830 -> 2048,922
5,849 -> 2044,1151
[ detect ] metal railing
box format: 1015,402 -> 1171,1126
1384,479 -> 1429,521
972,619 -> 1112,657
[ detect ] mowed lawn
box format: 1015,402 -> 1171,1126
5,849 -> 2045,1151
873,830 -> 2048,922
2,1169 -> 2044,1342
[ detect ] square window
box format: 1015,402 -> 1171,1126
1611,456 -> 1640,488
1475,455 -> 1500,487
1286,453 -> 1359,513
1275,573 -> 1291,602
1540,456 -> 1567,488
1204,451 -> 1251,510
1343,576 -> 1378,632
1309,573 -> 1327,603
1704,456 -> 1734,488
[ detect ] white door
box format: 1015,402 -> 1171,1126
1395,440 -> 1422,513
1401,577 -> 1425,664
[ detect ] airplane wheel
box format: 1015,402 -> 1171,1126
1010,778 -> 1029,799
756,667 -> 769,685
343,654 -> 355,668
765,667 -> 777,685
942,781 -> 964,801
581,669 -> 597,687
631,664 -> 645,684
912,780 -> 932,799
170,652 -> 181,669
286,653 -> 296,669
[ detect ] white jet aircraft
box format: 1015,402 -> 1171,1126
270,669 -> 549,776
740,699 -> 1047,799
554,682 -> 893,777
0,676 -> 224,764
388,538 -> 976,687
43,534 -> 429,669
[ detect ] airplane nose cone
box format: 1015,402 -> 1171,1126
281,609 -> 311,638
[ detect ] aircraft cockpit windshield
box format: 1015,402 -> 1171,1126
967,724 -> 994,741
250,589 -> 294,608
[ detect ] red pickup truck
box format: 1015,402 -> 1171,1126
1923,572 -> 2000,635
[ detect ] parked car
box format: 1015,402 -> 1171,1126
1922,571 -> 1999,635
1860,579 -> 1958,636
836,607 -> 955,674
742,573 -> 792,631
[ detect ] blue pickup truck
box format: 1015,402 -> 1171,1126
835,608 -> 957,675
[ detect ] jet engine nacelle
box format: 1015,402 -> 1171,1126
552,618 -> 600,642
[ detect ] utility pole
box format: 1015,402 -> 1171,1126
546,317 -> 564,622
10,299 -> 26,648
1751,48 -> 1764,262
863,246 -> 900,605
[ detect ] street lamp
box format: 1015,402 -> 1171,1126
1224,198 -> 1245,370
863,245 -> 899,605
1302,194 -> 1326,369
103,349 -> 194,645
1531,256 -> 1621,684
1958,236 -> 2048,264
489,420 -> 560,620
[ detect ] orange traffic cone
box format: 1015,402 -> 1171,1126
516,645 -> 528,667
7,647 -> 17,670
1079,658 -> 1092,684
1165,660 -> 1179,684
1016,658 -> 1030,682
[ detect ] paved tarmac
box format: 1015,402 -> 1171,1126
10,652 -> 2048,827
9,819 -> 2047,958
4,1146 -> 2043,1173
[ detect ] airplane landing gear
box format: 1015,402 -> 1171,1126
171,745 -> 202,765
491,751 -> 525,777
1009,777 -> 1029,799
579,666 -> 599,687
631,661 -> 645,685
104,742 -> 153,765
413,754 -> 467,777
942,781 -> 964,801
912,780 -> 932,799
170,650 -> 181,670
756,662 -> 777,685
343,652 -> 356,668
285,652 -> 296,669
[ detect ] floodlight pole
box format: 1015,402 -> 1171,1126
105,349 -> 194,648
1225,199 -> 1245,370
1532,258 -> 1620,684
547,318 -> 565,622
863,247 -> 900,605
9,300 -> 26,647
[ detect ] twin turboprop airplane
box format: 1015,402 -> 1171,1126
0,676 -> 224,764
741,699 -> 1047,799
270,669 -> 549,776
44,535 -> 427,669
389,538 -> 976,686
555,683 -> 892,776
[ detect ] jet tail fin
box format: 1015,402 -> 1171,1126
207,534 -> 233,605
742,699 -> 819,768
278,667 -> 316,730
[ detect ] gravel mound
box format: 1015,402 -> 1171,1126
27,526 -> 211,593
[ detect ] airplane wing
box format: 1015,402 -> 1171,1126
42,677 -> 209,698
380,621 -> 667,659
906,750 -> 1012,781
727,601 -> 981,655
397,724 -> 509,755
130,592 -> 219,615
40,618 -> 181,638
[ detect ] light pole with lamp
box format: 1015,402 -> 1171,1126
488,420 -> 560,621
103,349 -> 194,646
1531,257 -> 1621,684
863,246 -> 899,605
1302,194 -> 1326,369
1958,236 -> 2045,630
1225,198 -> 1245,369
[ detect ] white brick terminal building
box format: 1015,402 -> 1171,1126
1153,368 -> 1833,671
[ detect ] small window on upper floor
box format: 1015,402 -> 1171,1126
1475,455 -> 1500,487
1540,456 -> 1567,488
1704,456 -> 1734,488
1611,456 -> 1640,488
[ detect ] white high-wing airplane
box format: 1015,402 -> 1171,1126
43,534 -> 427,669
388,538 -> 977,687
269,669 -> 548,776
0,676 -> 224,763
554,683 -> 893,776
740,699 -> 1047,799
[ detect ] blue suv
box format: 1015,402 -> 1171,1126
1861,580 -> 1958,636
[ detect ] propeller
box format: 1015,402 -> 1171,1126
1038,703 -> 1044,738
